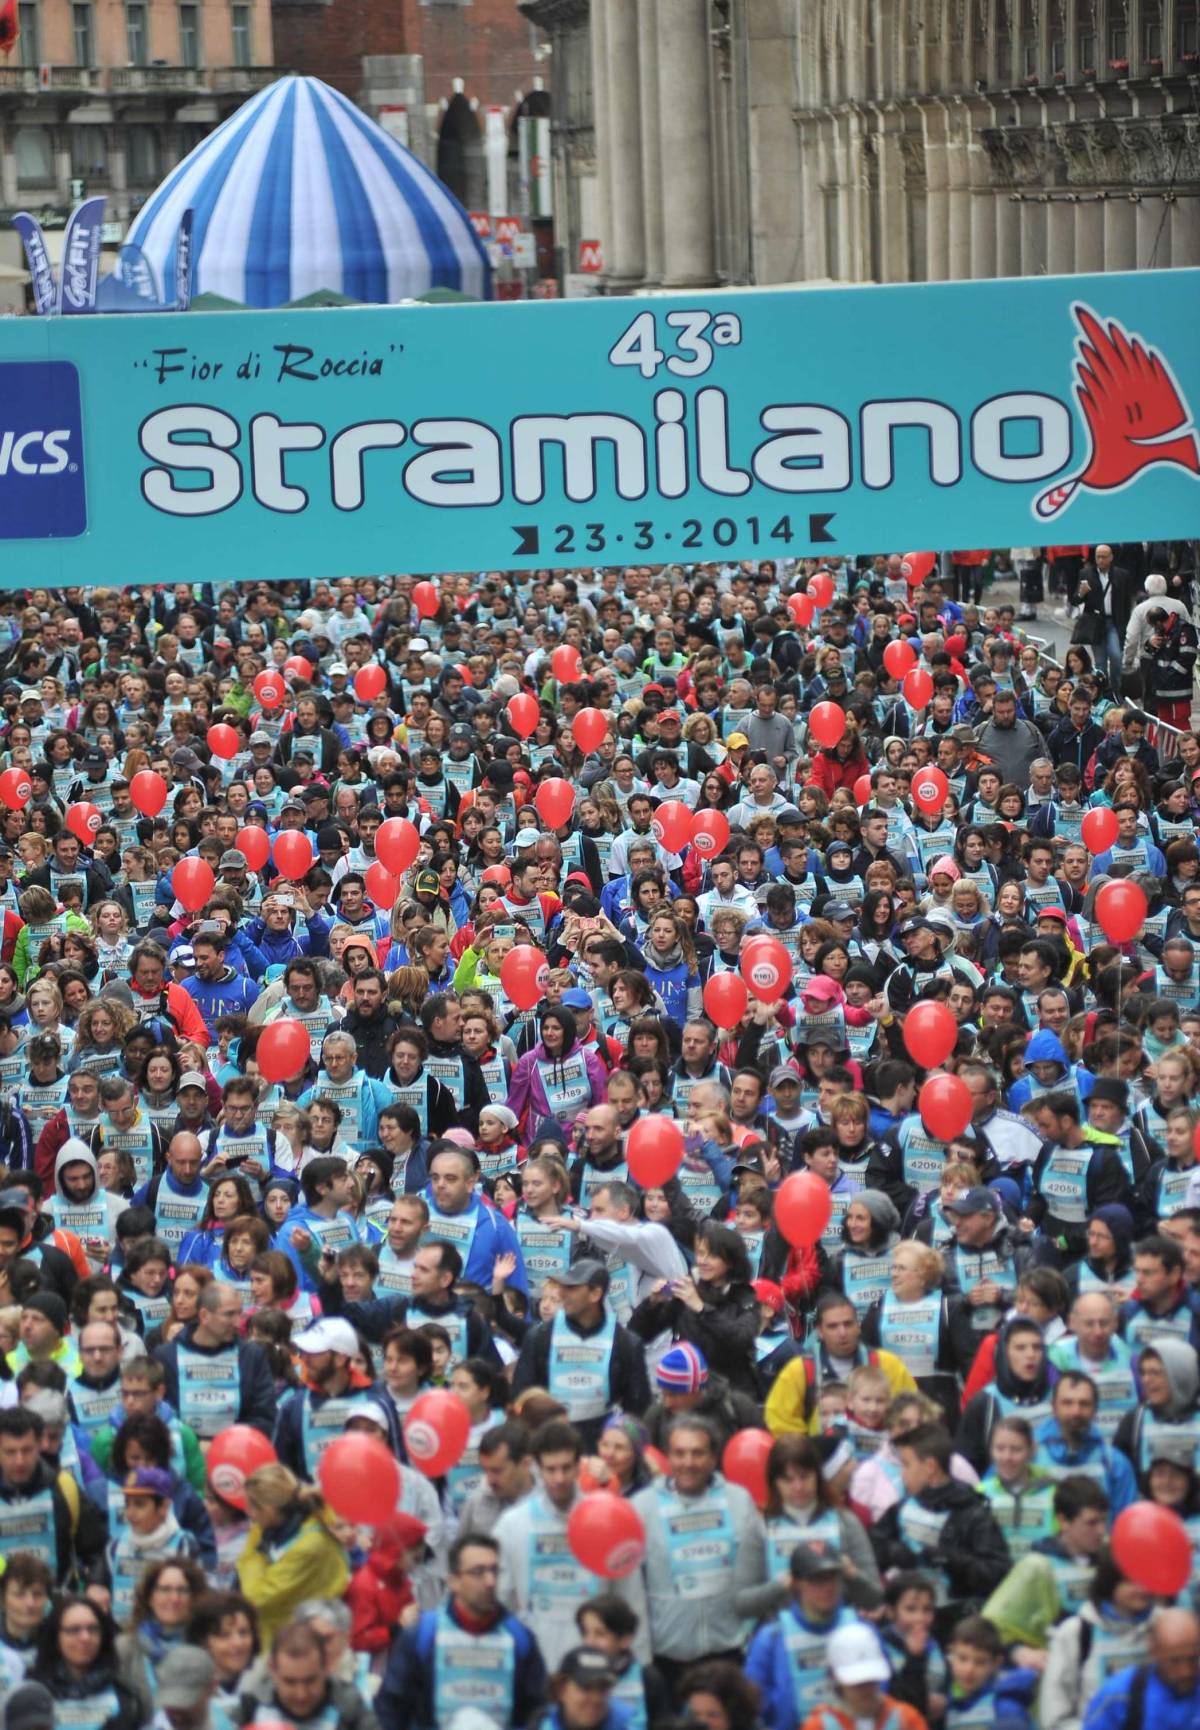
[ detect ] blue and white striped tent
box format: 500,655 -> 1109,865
125,74 -> 490,307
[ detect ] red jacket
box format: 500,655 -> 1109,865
810,751 -> 870,799
347,1557 -> 415,1653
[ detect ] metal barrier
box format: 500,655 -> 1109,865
1009,625 -> 1193,754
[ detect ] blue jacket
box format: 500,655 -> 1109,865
1083,1665 -> 1200,1730
376,1603 -> 547,1730
245,917 -> 310,966
180,966 -> 260,1029
747,1606 -> 861,1730
1034,1418 -> 1138,1513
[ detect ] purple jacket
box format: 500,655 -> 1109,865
505,1037 -> 608,1132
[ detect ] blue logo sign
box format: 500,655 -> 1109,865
0,361 -> 86,541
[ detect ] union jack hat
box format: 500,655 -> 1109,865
656,1342 -> 708,1393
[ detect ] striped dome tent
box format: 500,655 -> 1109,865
124,74 -> 490,307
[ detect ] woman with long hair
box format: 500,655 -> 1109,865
762,1433 -> 883,1600
629,1220 -> 759,1398
115,1555 -> 209,1702
236,1464 -> 349,1643
29,1596 -> 143,1730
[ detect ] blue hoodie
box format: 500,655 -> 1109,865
1007,1029 -> 1096,1112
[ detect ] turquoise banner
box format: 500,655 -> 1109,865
1,270 -> 1197,588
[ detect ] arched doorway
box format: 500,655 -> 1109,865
437,93 -> 485,208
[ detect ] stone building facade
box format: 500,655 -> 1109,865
525,0 -> 1200,289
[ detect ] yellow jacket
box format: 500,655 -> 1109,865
236,1513 -> 350,1643
764,1347 -> 918,1436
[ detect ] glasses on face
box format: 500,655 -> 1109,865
61,1621 -> 101,1637
457,1564 -> 499,1578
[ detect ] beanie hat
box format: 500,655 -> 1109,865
479,1104 -> 518,1133
656,1342 -> 708,1393
21,1291 -> 67,1335
853,1190 -> 901,1237
1088,1077 -> 1129,1112
752,1279 -> 786,1315
929,856 -> 960,881
2,1684 -> 55,1730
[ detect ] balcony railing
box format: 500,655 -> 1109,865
212,66 -> 277,93
0,64 -> 97,93
110,65 -> 208,93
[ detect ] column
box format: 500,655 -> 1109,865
1019,197 -> 1047,274
1047,198 -> 1075,273
1075,198 -> 1104,271
590,0 -> 614,281
604,0 -> 645,285
968,130 -> 997,277
657,0 -> 716,285
1104,193 -> 1136,267
946,126 -> 972,278
0,128 -> 16,208
1171,194 -> 1200,265
637,0 -> 663,284
995,191 -> 1020,273
1135,194 -> 1167,267
923,108 -> 950,280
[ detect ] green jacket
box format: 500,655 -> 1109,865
90,1417 -> 206,1494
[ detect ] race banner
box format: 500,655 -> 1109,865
57,196 -> 107,315
174,209 -> 194,312
11,213 -> 56,315
0,268 -> 1195,587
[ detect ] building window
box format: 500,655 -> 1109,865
14,126 -> 53,186
17,2 -> 38,67
231,4 -> 251,66
179,3 -> 199,66
1180,6 -> 1197,51
1079,27 -> 1096,67
1143,17 -> 1162,54
126,2 -> 148,65
127,127 -> 160,181
70,127 -> 108,178
1109,23 -> 1127,56
1051,32 -> 1066,66
71,2 -> 92,64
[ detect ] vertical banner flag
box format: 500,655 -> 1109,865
11,213 -> 57,315
173,209 -> 194,312
57,196 -> 107,315
116,242 -> 161,304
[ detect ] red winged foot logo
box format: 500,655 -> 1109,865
1033,303 -> 1200,520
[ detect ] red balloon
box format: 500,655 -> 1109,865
455,664 -> 473,687
413,581 -> 440,619
1081,807 -> 1120,854
257,1018 -> 311,1084
173,857 -> 215,913
774,1171 -> 834,1248
206,1425 -> 277,1511
129,770 -> 168,817
911,766 -> 949,816
501,945 -> 549,1012
1111,1501 -> 1192,1596
207,723 -> 240,760
919,1073 -> 973,1140
739,936 -> 792,1003
902,551 -> 937,585
253,670 -> 285,710
902,667 -> 934,710
236,826 -> 270,872
883,639 -> 917,679
722,1429 -> 775,1510
809,701 -> 846,749
1096,879 -> 1148,944
283,655 -> 314,682
0,768 -> 31,811
66,802 -> 103,844
403,1390 -> 472,1477
551,645 -> 582,681
691,808 -> 731,859
703,971 -> 749,1031
507,693 -> 540,739
644,1444 -> 670,1477
944,634 -> 968,659
627,1116 -> 685,1187
808,571 -> 835,609
375,818 -> 420,877
534,778 -> 576,830
319,1433 -> 401,1522
903,1001 -> 959,1069
365,862 -> 400,908
650,800 -> 693,855
573,708 -> 609,754
480,864 -> 512,887
853,774 -> 873,806
567,1493 -> 646,1579
354,664 -> 387,702
274,830 -> 313,881
788,593 -> 815,628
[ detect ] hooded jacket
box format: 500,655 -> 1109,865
956,1318 -> 1057,1471
1112,1335 -> 1200,1483
41,1138 -> 127,1261
1007,1030 -> 1094,1111
506,1007 -> 609,1132
870,1475 -> 1012,1611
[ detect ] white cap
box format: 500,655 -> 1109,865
828,1625 -> 891,1686
292,1317 -> 360,1357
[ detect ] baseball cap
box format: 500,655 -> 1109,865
293,1317 -> 360,1357
177,1072 -> 208,1092
414,869 -> 441,895
828,1624 -> 891,1686
123,1466 -> 174,1500
558,1648 -> 618,1689
656,1342 -> 708,1393
789,1538 -> 843,1579
942,1186 -> 1002,1218
218,850 -> 248,870
249,730 -> 272,745
556,1258 -> 610,1291
279,799 -> 305,815
1036,906 -> 1068,924
512,830 -> 541,851
156,1648 -> 216,1710
769,1065 -> 802,1089
561,988 -> 594,1012
18,688 -> 41,703
172,946 -> 197,970
899,916 -> 934,939
329,662 -> 350,676
726,732 -> 750,749
824,900 -> 855,921
450,724 -> 475,742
